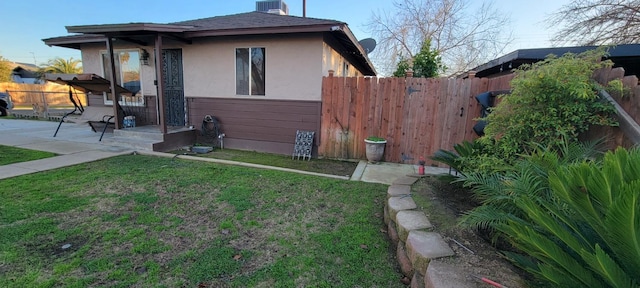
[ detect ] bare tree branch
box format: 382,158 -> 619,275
366,0 -> 512,76
549,0 -> 640,46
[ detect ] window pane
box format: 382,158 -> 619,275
101,50 -> 144,106
236,48 -> 249,95
120,51 -> 140,95
119,51 -> 142,105
250,48 -> 265,95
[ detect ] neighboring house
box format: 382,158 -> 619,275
11,66 -> 42,84
466,44 -> 640,78
43,8 -> 376,154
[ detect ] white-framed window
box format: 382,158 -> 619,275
343,62 -> 349,76
235,47 -> 265,95
101,49 -> 144,106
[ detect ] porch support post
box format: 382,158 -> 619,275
155,34 -> 167,134
106,36 -> 122,129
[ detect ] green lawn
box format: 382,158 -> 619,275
0,145 -> 57,165
0,155 -> 401,287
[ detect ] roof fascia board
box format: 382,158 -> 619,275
335,25 -> 377,75
43,35 -> 106,47
66,23 -> 192,34
184,24 -> 338,38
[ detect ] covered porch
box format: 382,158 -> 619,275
44,23 -> 197,151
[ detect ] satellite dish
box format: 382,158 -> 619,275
358,38 -> 377,54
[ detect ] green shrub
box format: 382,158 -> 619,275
483,49 -> 618,161
431,140 -> 507,175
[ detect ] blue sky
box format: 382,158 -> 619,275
0,0 -> 570,66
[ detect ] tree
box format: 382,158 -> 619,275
367,0 -> 512,76
548,0 -> 640,45
393,39 -> 445,77
0,55 -> 11,82
41,57 -> 82,74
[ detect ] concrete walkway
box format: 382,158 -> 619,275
0,118 -> 449,182
0,118 -> 132,179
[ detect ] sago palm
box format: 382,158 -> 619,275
458,139 -> 603,230
497,147 -> 640,287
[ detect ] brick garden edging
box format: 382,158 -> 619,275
385,176 -> 475,288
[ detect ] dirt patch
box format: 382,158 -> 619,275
25,235 -> 89,258
412,177 -> 529,288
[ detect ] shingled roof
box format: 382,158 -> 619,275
173,11 -> 344,31
43,11 -> 376,75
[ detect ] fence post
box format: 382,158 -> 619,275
41,90 -> 49,118
328,70 -> 334,77
467,70 -> 476,79
405,68 -> 414,78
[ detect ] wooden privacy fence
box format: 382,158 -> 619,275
319,73 -> 513,165
590,67 -> 640,147
0,83 -> 87,107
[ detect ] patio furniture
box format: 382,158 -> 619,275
46,73 -> 133,141
54,106 -> 119,141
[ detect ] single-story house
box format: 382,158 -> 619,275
466,44 -> 640,78
43,9 -> 376,154
11,65 -> 42,84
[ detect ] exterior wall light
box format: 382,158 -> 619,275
140,49 -> 150,65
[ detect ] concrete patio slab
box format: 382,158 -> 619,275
360,162 -> 418,185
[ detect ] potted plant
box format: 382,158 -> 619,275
364,136 -> 387,163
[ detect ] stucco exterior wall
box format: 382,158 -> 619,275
78,33 -> 369,103
322,42 -> 361,77
181,34 -> 324,101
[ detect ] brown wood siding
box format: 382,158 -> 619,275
186,97 -> 321,155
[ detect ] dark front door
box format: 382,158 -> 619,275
162,49 -> 185,126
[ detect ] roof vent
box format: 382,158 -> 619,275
256,0 -> 289,15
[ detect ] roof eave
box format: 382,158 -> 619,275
184,23 -> 339,38
334,25 -> 377,76
66,23 -> 193,34
42,35 -> 107,50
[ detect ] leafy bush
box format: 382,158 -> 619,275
482,49 -> 618,161
431,140 -> 507,175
